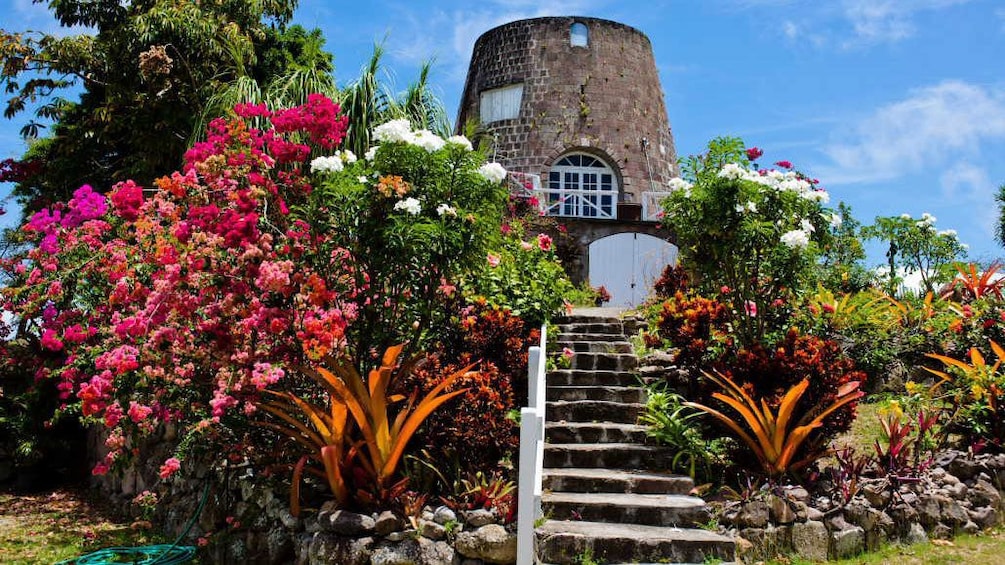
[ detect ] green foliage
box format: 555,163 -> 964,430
0,0 -> 313,214
663,136 -> 835,346
864,213 -> 967,296
922,340 -> 1005,447
463,222 -> 574,329
304,135 -> 506,364
336,46 -> 450,158
640,387 -> 726,481
995,183 -> 1005,249
816,202 -> 873,293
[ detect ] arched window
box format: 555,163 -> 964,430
546,153 -> 619,219
570,22 -> 589,47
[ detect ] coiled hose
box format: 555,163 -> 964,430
56,483 -> 210,565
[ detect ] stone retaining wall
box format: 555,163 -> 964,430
722,450 -> 1005,561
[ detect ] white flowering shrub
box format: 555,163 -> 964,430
306,118 -> 508,353
661,136 -> 836,345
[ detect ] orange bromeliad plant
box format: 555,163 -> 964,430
943,261 -> 1004,301
260,344 -> 472,514
685,371 -> 864,477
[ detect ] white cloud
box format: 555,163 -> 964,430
837,0 -> 971,47
732,0 -> 974,48
823,80 -> 1005,183
782,20 -> 799,40
940,162 -> 998,236
386,1 -> 609,84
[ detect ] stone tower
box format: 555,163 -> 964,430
457,16 -> 678,213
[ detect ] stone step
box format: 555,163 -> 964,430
547,370 -> 641,387
556,340 -> 634,354
543,443 -> 673,469
547,385 -> 647,404
555,315 -> 623,325
536,520 -> 735,565
546,400 -> 644,424
555,322 -> 625,335
545,422 -> 650,444
555,332 -> 629,343
542,468 -> 693,495
541,492 -> 710,527
572,352 -> 638,371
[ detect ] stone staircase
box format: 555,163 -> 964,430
535,313 -> 734,565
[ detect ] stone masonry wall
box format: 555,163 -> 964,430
457,17 -> 678,202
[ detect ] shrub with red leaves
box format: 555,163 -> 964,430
718,328 -> 867,448
644,291 -> 731,369
399,301 -> 540,475
652,264 -> 689,299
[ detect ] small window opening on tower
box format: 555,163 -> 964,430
479,83 -> 524,123
570,22 -> 589,47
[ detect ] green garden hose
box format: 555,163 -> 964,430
56,483 -> 211,565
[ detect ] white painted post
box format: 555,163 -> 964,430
517,326 -> 548,565
516,406 -> 539,565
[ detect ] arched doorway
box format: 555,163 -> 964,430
588,233 -> 678,307
544,152 -> 619,219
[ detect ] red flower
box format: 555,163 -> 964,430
537,233 -> 553,252
746,147 -> 763,161
775,160 -> 793,169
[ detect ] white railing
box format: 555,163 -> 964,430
516,325 -> 547,565
641,190 -> 673,222
532,188 -> 616,219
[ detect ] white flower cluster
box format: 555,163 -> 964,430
830,213 -> 843,228
667,177 -> 693,192
478,162 -> 507,184
373,119 -> 413,144
716,163 -> 828,202
436,203 -> 457,217
915,212 -> 938,230
310,150 -> 358,174
412,129 -> 446,152
446,135 -> 474,151
371,119 -> 473,154
310,155 -> 344,173
780,229 -> 811,249
938,229 -> 957,238
393,197 -> 422,215
735,201 -> 758,214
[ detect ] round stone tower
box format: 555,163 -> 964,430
457,16 -> 678,213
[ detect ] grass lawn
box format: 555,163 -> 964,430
0,484 -> 173,565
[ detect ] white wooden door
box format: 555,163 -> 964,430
588,233 -> 678,307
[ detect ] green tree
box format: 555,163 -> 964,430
817,202 -> 873,292
0,0 -> 315,214
864,213 -> 967,296
994,182 -> 1005,249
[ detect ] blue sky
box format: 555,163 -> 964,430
3,0 -> 1005,266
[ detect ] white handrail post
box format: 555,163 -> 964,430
517,325 -> 548,565
516,406 -> 539,565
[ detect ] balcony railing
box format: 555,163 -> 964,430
641,191 -> 673,222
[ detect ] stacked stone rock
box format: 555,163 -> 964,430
300,503 -> 518,565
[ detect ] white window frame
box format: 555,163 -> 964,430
541,153 -> 619,219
